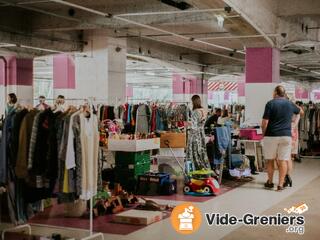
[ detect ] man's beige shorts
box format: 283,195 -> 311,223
263,136 -> 292,161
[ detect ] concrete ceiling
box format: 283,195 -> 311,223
0,0 -> 320,81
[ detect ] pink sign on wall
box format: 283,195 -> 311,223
53,54 -> 75,89
172,74 -> 206,95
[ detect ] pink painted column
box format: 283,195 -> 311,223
245,48 -> 280,123
53,54 -> 75,98
0,56 -> 33,114
172,73 -> 208,107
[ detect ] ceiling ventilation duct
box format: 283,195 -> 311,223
283,40 -> 320,55
159,0 -> 192,10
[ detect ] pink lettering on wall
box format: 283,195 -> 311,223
53,54 -> 75,89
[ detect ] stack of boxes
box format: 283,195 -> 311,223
114,151 -> 151,192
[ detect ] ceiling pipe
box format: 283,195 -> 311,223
50,0 -> 111,17
139,34 -> 245,62
224,0 -> 320,78
48,0 -> 240,53
198,33 -> 280,40
224,0 -> 274,47
115,8 -> 225,17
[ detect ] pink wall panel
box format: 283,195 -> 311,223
295,86 -> 309,99
237,82 -> 245,96
313,92 -> 320,100
53,54 -> 75,89
16,58 -> 33,86
245,48 -> 280,84
172,74 -> 184,94
224,91 -> 230,100
208,91 -> 214,100
126,85 -> 133,97
0,58 -> 5,85
173,74 -> 206,95
0,56 -> 33,86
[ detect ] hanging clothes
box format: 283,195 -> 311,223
79,112 -> 99,200
135,104 -> 151,134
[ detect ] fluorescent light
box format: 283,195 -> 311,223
20,45 -> 62,53
0,43 -> 16,48
145,72 -> 156,76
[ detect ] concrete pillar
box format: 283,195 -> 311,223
245,48 -> 280,124
53,36 -> 126,105
0,56 -> 33,114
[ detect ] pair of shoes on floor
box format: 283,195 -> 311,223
265,182 -> 285,191
284,174 -> 293,187
264,176 -> 292,191
264,181 -> 274,189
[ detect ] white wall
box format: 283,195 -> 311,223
245,83 -> 276,124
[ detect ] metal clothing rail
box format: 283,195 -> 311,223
1,98 -> 104,240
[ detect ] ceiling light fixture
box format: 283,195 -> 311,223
19,45 -> 62,53
216,15 -> 225,28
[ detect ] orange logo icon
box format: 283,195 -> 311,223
171,202 -> 202,235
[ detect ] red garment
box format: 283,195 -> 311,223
151,105 -> 157,132
123,103 -> 128,123
103,106 -> 109,120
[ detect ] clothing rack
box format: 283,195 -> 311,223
1,100 -> 103,240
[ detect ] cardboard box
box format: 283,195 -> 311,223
113,210 -> 163,225
108,138 -> 160,152
160,132 -> 186,148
